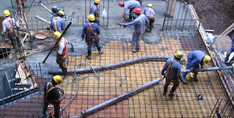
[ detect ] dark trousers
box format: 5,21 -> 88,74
56,56 -> 67,76
43,100 -> 60,118
164,81 -> 180,95
86,40 -> 101,56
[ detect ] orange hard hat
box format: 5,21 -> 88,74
133,7 -> 141,14
119,1 -> 124,7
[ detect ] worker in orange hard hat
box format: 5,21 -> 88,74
119,7 -> 149,53
119,0 -> 140,22
90,0 -> 100,25
42,75 -> 65,118
182,50 -> 211,82
161,51 -> 188,98
1,10 -> 21,49
142,3 -> 155,32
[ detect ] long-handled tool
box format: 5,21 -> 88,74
43,22 -> 72,63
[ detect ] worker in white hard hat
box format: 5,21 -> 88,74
142,3 -> 155,32
42,75 -> 65,118
53,31 -> 68,77
81,14 -> 103,59
90,0 -> 100,25
50,10 -> 65,33
182,50 -> 211,82
1,10 -> 20,49
161,51 -> 188,98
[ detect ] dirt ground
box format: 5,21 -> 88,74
191,0 -> 234,34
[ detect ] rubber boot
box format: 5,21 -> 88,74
86,50 -> 91,59
180,77 -> 188,84
182,73 -> 187,80
98,47 -> 103,54
193,74 -> 199,82
163,87 -> 168,96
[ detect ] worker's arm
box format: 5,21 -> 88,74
2,20 -> 7,35
81,23 -> 88,39
121,13 -> 126,22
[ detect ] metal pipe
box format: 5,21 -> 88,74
81,78 -> 161,117
48,56 -> 170,74
39,3 -> 54,15
181,66 -> 233,73
34,15 -> 51,25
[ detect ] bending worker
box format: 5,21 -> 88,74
81,14 -> 103,59
224,37 -> 234,64
50,10 -> 65,33
119,8 -> 149,53
119,0 -> 140,22
161,51 -> 188,98
1,10 -> 20,49
142,3 -> 155,32
54,31 -> 68,77
182,50 -> 211,81
43,75 -> 65,118
90,0 -> 100,25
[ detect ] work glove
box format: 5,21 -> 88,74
121,18 -> 124,23
192,68 -> 197,73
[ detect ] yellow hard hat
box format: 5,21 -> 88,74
147,3 -> 153,8
53,31 -> 62,38
53,75 -> 62,84
87,14 -> 95,21
3,10 -> 10,17
174,51 -> 184,59
94,0 -> 100,4
57,10 -> 64,16
203,55 -> 211,64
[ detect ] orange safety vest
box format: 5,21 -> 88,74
146,8 -> 155,18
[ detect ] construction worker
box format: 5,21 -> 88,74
1,10 -> 21,49
119,7 -> 149,53
119,0 -> 140,22
81,14 -> 103,59
182,50 -> 211,81
142,3 -> 155,32
54,31 -> 68,76
161,51 -> 188,98
42,75 -> 65,118
50,10 -> 65,33
224,37 -> 234,64
90,0 -> 100,25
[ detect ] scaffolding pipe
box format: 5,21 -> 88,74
35,15 -> 51,25
81,78 -> 161,117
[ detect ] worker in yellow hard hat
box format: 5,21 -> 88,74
90,0 -> 100,25
50,10 -> 65,33
54,31 -> 68,76
142,3 -> 155,32
42,75 -> 65,118
81,14 -> 103,59
1,10 -> 21,49
182,50 -> 211,82
161,51 -> 188,98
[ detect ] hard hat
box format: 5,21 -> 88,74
53,75 -> 62,84
57,10 -> 64,16
203,55 -> 211,64
87,14 -> 95,21
174,51 -> 184,59
119,1 -> 124,7
94,0 -> 100,4
133,7 -> 141,14
3,10 -> 10,17
53,31 -> 62,38
147,3 -> 153,8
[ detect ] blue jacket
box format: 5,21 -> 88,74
82,22 -> 100,43
161,57 -> 182,80
123,14 -> 149,34
90,4 -> 99,19
231,37 -> 234,47
187,50 -> 206,68
50,16 -> 65,33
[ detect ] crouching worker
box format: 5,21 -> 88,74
161,51 -> 188,98
42,75 -> 65,118
54,31 -> 68,76
81,14 -> 103,59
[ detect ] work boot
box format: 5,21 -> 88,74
86,55 -> 91,60
98,49 -> 104,54
180,77 -> 188,84
193,75 -> 199,82
168,93 -> 175,98
163,88 -> 167,96
132,49 -> 139,53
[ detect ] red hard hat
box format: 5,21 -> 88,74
133,7 -> 141,14
119,1 -> 124,7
